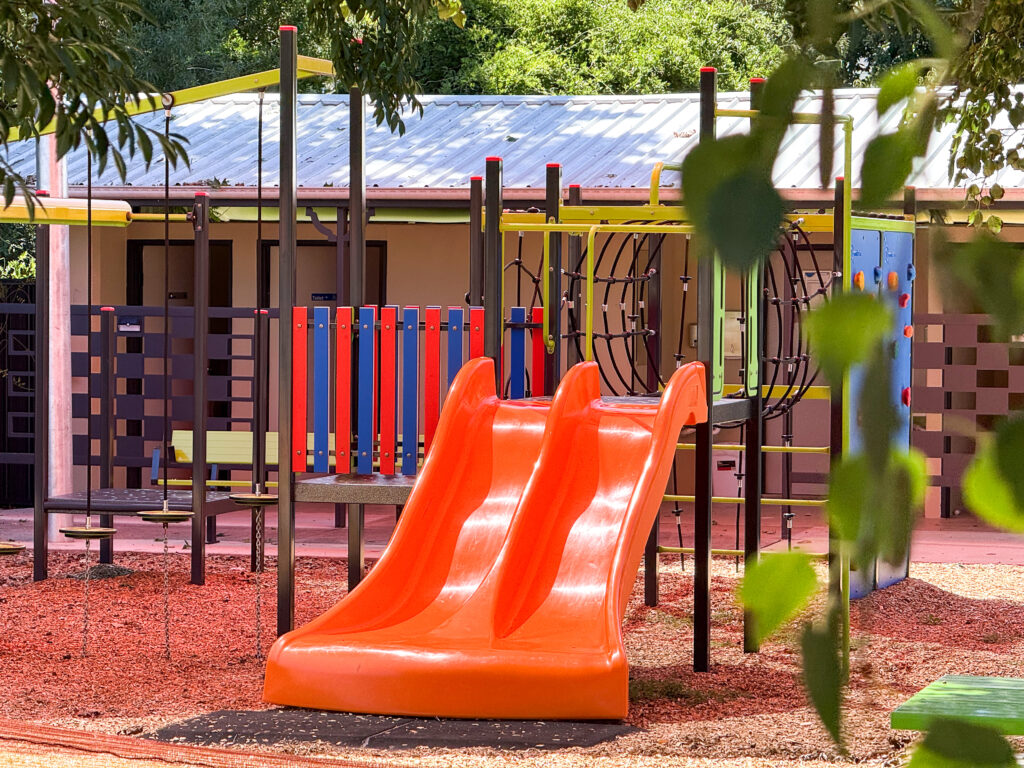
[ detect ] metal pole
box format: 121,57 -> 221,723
484,156 -> 503,391
643,234 -> 664,606
693,65 -> 717,673
349,86 -> 365,307
566,185 -> 582,367
33,195 -> 50,581
743,76 -> 766,654
99,307 -> 115,564
830,178 -> 849,676
277,25 -> 298,634
544,164 -> 562,393
191,192 -> 210,585
468,176 -> 483,307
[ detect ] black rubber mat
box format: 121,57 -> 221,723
149,708 -> 635,750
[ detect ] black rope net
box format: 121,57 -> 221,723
502,217 -> 839,419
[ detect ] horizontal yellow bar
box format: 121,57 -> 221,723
722,384 -> 831,401
676,442 -> 830,455
7,57 -> 335,142
499,222 -> 695,235
0,196 -> 131,227
664,494 -> 826,507
129,212 -> 190,222
558,204 -> 690,224
156,479 -> 280,488
715,108 -> 851,126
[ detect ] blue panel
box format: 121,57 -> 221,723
402,307 -> 419,476
509,306 -> 526,399
847,229 -> 882,457
357,306 -> 376,475
877,229 -> 915,590
847,228 -> 881,599
312,306 -> 330,472
447,307 -> 463,392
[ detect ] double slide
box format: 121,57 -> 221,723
264,358 -> 707,720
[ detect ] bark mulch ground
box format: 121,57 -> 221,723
2,551 -> 1023,766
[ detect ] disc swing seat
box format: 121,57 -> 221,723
0,542 -> 26,555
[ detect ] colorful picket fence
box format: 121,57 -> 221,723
291,305 -> 545,477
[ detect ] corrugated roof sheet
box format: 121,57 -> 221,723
6,89 -> 1023,192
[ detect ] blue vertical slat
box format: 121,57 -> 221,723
357,306 -> 376,475
509,305 -> 526,399
402,307 -> 419,475
447,307 -> 463,391
312,306 -> 330,472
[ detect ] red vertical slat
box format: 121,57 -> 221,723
372,307 -> 380,450
335,307 -> 351,473
292,306 -> 308,472
469,307 -> 484,359
379,306 -> 397,475
424,306 -> 441,452
531,306 -> 545,396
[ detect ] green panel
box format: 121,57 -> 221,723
891,676 -> 1024,734
745,264 -> 760,395
712,255 -> 725,398
850,216 -> 915,234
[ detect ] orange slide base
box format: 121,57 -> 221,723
264,359 -> 707,720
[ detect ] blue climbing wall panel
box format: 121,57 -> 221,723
847,228 -> 881,599
846,225 -> 915,597
877,229 -> 915,589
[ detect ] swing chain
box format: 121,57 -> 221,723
82,538 -> 91,657
162,522 -> 171,660
254,508 -> 264,659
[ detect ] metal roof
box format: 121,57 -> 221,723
7,89 -> 1024,194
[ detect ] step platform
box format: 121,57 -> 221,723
892,675 -> 1024,734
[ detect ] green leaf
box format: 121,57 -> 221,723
877,63 -> 918,115
706,170 -> 786,271
987,215 -> 1003,234
826,455 -> 869,543
936,233 -> 1024,340
877,449 -> 927,565
908,718 -> 1015,767
991,183 -> 1005,200
804,293 -> 892,385
801,621 -> 842,745
739,553 -> 819,646
681,135 -> 757,229
860,131 -> 916,209
964,434 -> 1024,533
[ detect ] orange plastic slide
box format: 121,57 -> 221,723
264,358 -> 707,720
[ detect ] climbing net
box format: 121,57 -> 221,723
503,217 -> 840,419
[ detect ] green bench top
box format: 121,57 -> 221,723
892,675 -> 1024,734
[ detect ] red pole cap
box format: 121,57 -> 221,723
569,184 -> 581,189
470,176 -> 483,181
280,25 -> 297,31
100,306 -> 115,312
546,163 -> 561,168
749,77 -> 766,83
700,66 -> 717,73
195,191 -> 209,197
835,176 -> 844,182
36,189 -> 49,196
485,156 -> 502,162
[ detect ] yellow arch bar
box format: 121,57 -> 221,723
0,196 -> 132,227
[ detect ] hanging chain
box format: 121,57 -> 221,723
162,522 -> 171,660
254,508 -> 264,659
82,538 -> 91,657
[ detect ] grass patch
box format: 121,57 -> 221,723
643,609 -> 692,629
920,613 -> 943,626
